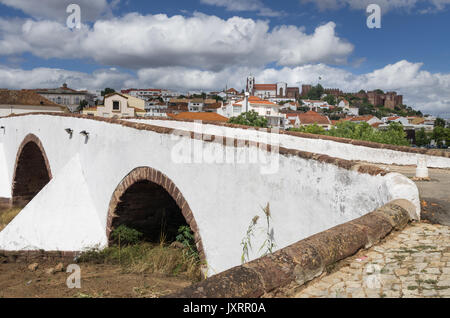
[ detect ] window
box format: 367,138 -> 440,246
113,101 -> 120,111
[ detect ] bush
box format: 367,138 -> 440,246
289,121 -> 410,146
290,123 -> 326,135
110,225 -> 143,246
176,225 -> 198,260
228,110 -> 268,128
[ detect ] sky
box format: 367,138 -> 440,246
0,0 -> 449,117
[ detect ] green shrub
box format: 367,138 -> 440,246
176,225 -> 199,260
228,110 -> 268,128
110,225 -> 143,246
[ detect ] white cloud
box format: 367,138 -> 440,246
0,0 -> 111,22
301,0 -> 450,12
0,13 -> 353,70
200,0 -> 283,17
129,60 -> 450,116
0,60 -> 449,116
0,65 -> 131,90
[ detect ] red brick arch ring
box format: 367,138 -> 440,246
106,166 -> 205,262
11,134 -> 53,205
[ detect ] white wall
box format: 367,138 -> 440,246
130,119 -> 450,169
0,115 -> 420,276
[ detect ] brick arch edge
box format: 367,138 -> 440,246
106,167 -> 206,262
11,133 -> 53,204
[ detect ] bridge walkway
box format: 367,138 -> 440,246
291,165 -> 450,298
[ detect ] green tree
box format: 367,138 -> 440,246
307,84 -> 324,100
78,100 -> 88,111
101,88 -> 115,96
322,94 -> 336,105
435,117 -> 446,128
228,110 -> 268,128
433,126 -> 446,147
290,123 -> 326,135
415,128 -> 429,147
329,121 -> 409,146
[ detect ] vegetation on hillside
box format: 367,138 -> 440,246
290,121 -> 410,146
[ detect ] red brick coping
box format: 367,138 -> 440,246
167,199 -> 415,298
106,166 -> 205,262
130,115 -> 450,159
3,113 -> 450,159
1,113 -> 393,176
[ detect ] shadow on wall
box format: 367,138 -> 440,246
12,135 -> 52,208
110,180 -> 188,243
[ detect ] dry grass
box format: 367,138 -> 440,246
0,207 -> 21,231
78,242 -> 202,282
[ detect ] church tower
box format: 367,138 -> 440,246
246,76 -> 255,95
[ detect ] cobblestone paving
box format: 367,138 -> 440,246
295,222 -> 450,298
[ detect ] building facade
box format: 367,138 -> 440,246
246,76 -> 299,100
82,93 -> 146,118
0,89 -> 68,116
36,83 -> 94,113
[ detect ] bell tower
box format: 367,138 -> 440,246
246,76 -> 255,95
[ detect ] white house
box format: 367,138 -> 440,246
83,92 -> 146,118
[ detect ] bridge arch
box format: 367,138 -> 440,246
12,134 -> 52,207
106,167 -> 205,261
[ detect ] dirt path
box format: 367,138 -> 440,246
0,258 -> 192,298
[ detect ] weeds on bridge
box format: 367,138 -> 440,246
240,203 -> 276,264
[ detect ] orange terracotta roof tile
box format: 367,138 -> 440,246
298,111 -> 331,125
254,84 -> 277,90
172,112 -> 229,122
0,89 -> 66,109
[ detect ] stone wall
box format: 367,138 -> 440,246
168,200 -> 414,298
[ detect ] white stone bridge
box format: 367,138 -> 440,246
1,113 -> 449,276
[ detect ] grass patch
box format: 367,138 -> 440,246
0,207 -> 21,231
78,242 -> 203,282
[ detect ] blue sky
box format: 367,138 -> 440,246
0,0 -> 449,116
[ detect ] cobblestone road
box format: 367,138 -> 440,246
295,222 -> 450,298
